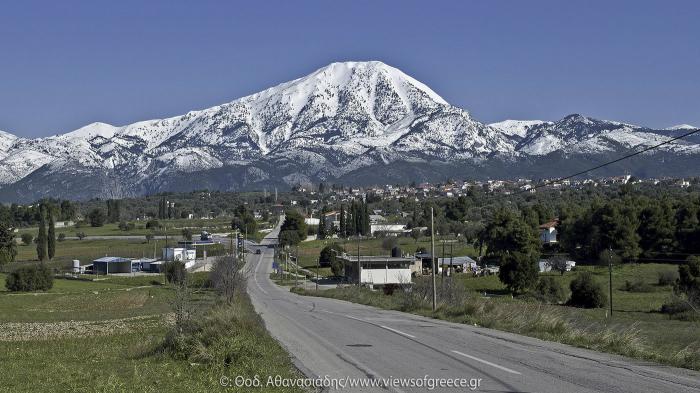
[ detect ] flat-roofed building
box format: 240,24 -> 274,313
92,256 -> 132,274
338,254 -> 414,286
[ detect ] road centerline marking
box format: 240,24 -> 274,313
451,350 -> 521,375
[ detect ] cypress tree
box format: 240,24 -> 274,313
48,209 -> 56,260
363,202 -> 371,235
348,201 -> 356,236
36,204 -> 48,261
339,206 -> 346,238
317,215 -> 327,239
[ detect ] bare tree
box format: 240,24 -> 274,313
171,281 -> 194,333
209,255 -> 249,303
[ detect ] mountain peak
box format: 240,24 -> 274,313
60,122 -> 118,141
666,124 -> 698,131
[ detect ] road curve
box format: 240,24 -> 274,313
247,222 -> 700,393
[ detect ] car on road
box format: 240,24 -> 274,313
255,249 -> 262,254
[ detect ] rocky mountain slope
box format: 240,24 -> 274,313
0,61 -> 698,202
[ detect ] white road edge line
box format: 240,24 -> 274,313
380,325 -> 416,338
451,350 -> 522,375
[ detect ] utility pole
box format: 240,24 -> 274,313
431,207 -> 436,311
608,247 -> 613,317
316,258 -> 319,292
295,247 -> 299,288
441,239 -> 445,285
357,235 -> 361,286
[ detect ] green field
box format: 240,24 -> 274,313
0,273 -> 303,392
293,263 -> 700,371
15,217 -> 235,238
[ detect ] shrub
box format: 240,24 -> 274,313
57,233 -> 66,242
534,276 -> 567,304
381,237 -> 398,251
21,233 -> 33,245
75,231 -> 87,240
319,243 -> 344,267
623,279 -> 654,293
658,270 -> 678,286
164,261 -> 187,285
568,272 -> 607,308
146,220 -> 160,230
5,264 -> 54,291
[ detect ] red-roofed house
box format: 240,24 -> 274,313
539,219 -> 559,244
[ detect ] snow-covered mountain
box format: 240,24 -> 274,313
1,61 -> 699,201
665,124 -> 698,131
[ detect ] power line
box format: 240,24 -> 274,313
513,127 -> 700,195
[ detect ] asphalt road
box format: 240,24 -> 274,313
247,222 -> 700,393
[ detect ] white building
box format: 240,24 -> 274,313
304,217 -> 320,226
162,247 -> 196,262
340,255 -> 413,286
539,219 -> 559,244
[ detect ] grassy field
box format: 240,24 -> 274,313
0,273 -> 303,392
292,263 -> 700,371
15,218 -> 235,238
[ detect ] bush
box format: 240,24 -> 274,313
146,220 -> 160,230
164,261 -> 187,285
623,279 -> 654,293
660,298 -> 699,321
75,231 -> 87,240
658,270 -> 678,286
381,237 -> 398,251
319,243 -> 344,268
57,233 -> 66,242
568,272 -> 607,308
534,276 -> 567,304
5,264 -> 54,291
21,233 -> 33,245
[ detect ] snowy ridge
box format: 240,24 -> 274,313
489,120 -> 550,138
0,61 -> 699,200
665,124 -> 698,131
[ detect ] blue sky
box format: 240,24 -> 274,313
1,0 -> 699,137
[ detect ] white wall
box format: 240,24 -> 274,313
360,268 -> 411,285
540,228 -> 558,243
370,224 -> 406,235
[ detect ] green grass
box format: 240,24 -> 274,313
292,263 -> 700,371
0,273 -> 303,392
15,218 -> 235,238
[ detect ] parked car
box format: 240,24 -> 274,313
255,249 -> 262,254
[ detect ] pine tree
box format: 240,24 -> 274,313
47,209 -> 56,260
36,204 -> 48,261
